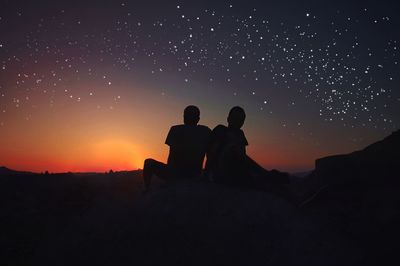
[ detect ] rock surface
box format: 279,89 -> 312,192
315,129 -> 400,184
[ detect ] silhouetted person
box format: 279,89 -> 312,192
205,106 -> 290,192
143,105 -> 211,191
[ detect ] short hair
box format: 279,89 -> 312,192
184,105 -> 200,125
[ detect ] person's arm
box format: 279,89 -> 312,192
165,126 -> 176,165
230,130 -> 248,160
165,126 -> 176,147
242,131 -> 249,154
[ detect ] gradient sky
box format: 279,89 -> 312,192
0,0 -> 399,173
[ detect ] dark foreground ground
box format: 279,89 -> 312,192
1,171 -> 399,266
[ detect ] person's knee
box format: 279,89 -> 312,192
144,158 -> 155,169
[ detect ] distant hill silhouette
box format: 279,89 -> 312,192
0,166 -> 18,175
315,129 -> 400,184
0,166 -> 34,176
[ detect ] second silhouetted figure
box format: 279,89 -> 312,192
205,106 -> 290,191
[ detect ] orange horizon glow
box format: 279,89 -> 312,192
1,138 -> 151,173
0,153 -> 315,174
0,83 -> 353,174
1,138 -> 317,173
0,112 -> 330,174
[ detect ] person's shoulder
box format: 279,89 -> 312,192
197,124 -> 211,132
169,124 -> 185,131
213,124 -> 227,131
167,124 -> 186,137
211,124 -> 227,136
166,125 -> 184,145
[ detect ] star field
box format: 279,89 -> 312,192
0,0 -> 399,172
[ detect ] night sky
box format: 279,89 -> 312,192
1,0 -> 399,172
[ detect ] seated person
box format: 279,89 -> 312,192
205,106 -> 290,190
143,105 -> 211,191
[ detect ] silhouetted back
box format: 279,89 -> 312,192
166,124 -> 211,177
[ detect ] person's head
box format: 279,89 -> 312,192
227,106 -> 246,129
183,105 -> 200,125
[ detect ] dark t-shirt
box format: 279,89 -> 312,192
165,124 -> 211,177
206,125 -> 248,183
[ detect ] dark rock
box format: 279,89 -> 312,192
315,129 -> 400,185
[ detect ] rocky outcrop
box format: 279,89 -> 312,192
315,130 -> 400,184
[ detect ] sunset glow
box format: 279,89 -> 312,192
1,1 -> 399,173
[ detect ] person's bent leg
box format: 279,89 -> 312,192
143,159 -> 154,191
143,159 -> 168,191
245,155 -> 290,184
242,156 -> 295,201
